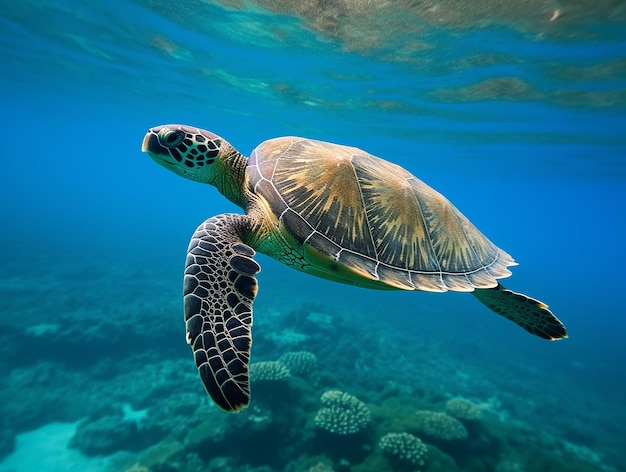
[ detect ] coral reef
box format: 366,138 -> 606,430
379,432 -> 427,467
249,361 -> 291,381
412,410 -> 468,440
265,327 -> 309,349
70,412 -> 153,455
314,390 -> 371,435
0,249 -> 622,472
278,351 -> 318,377
446,398 -> 484,421
307,461 -> 335,472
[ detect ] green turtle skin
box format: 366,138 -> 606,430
142,124 -> 567,412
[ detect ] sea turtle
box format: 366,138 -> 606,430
142,125 -> 567,412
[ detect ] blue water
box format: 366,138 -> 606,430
1,1 -> 625,471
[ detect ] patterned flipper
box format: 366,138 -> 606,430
184,214 -> 260,411
473,283 -> 567,340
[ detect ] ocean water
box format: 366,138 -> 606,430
1,1 -> 625,471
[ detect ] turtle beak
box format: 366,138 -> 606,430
142,130 -> 156,153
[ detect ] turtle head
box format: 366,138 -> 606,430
142,125 -> 230,184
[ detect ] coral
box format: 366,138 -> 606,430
314,390 -> 371,435
184,452 -> 204,472
121,403 -> 149,426
278,351 -> 318,376
265,328 -> 309,348
249,361 -> 291,381
446,398 -> 483,421
379,432 -> 427,467
412,410 -> 468,440
70,414 -> 145,455
306,311 -> 334,331
495,460 -> 525,472
308,461 -> 335,472
122,465 -> 151,472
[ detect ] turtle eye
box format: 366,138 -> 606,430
158,128 -> 185,148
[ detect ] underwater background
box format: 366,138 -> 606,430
1,1 -> 625,471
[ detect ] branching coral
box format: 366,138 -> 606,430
249,361 -> 291,381
278,351 -> 318,376
314,390 -> 371,434
446,397 -> 483,421
379,432 -> 427,467
413,410 -> 468,440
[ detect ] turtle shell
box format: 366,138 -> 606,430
246,137 -> 515,292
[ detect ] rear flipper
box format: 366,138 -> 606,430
473,283 -> 567,340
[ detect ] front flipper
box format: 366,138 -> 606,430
473,283 -> 567,340
184,214 -> 260,412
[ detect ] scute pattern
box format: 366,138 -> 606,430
248,137 -> 514,291
184,214 -> 260,412
273,142 -> 374,257
353,155 -> 439,272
